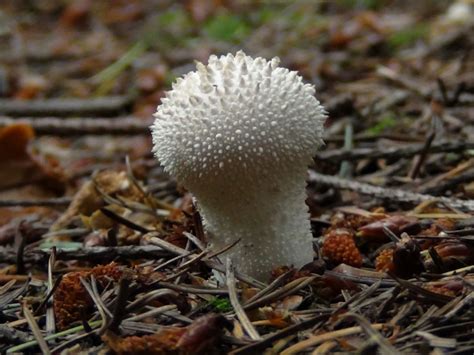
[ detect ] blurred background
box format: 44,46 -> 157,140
0,0 -> 472,210
1,1 -> 471,110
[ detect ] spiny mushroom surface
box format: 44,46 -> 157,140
151,51 -> 326,281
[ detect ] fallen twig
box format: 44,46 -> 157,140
0,96 -> 132,117
308,171 -> 474,211
226,259 -> 261,340
107,276 -> 132,333
0,116 -> 150,135
377,65 -> 432,98
23,306 -> 51,355
420,169 -> 474,195
0,246 -> 171,265
229,315 -> 327,355
408,130 -> 436,179
280,323 -> 387,355
341,313 -> 398,354
0,197 -> 71,207
6,321 -> 102,353
156,281 -> 231,295
243,276 -> 316,311
315,140 -> 474,163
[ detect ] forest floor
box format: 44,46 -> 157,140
0,1 -> 473,354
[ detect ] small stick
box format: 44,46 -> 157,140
100,207 -> 151,233
0,96 -> 132,117
226,258 -> 261,341
420,169 -> 474,195
144,233 -> 189,256
409,130 -> 435,179
6,320 -> 102,353
204,238 -> 241,260
243,276 -> 316,311
23,306 -> 51,355
80,277 -> 111,335
440,293 -> 474,322
153,250 -> 195,271
107,276 -> 132,333
0,116 -> 150,135
339,119 -> 354,178
229,315 -> 327,355
176,249 -> 208,270
34,275 -> 63,316
377,65 -> 431,98
280,323 -> 386,355
316,140 -> 474,163
125,289 -> 177,313
341,313 -> 398,355
0,245 -> 171,264
437,78 -> 450,105
49,329 -> 98,354
450,81 -> 466,106
145,233 -> 266,288
45,248 -> 56,335
182,231 -> 206,251
191,203 -> 206,242
14,223 -> 26,274
313,341 -> 338,354
156,281 -> 231,295
207,260 -> 266,289
0,197 -> 71,207
245,270 -> 293,305
308,171 -> 474,211
325,132 -> 422,143
441,265 -> 474,276
124,305 -> 177,323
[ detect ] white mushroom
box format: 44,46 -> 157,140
151,51 -> 326,281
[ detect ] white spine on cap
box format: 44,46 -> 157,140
151,51 -> 326,280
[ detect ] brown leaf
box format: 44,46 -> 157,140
177,314 -> 229,353
50,170 -> 142,231
435,242 -> 471,258
0,124 -> 34,161
59,0 -> 93,28
357,215 -> 419,240
102,314 -> 228,355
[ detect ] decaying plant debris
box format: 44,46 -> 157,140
0,1 -> 473,354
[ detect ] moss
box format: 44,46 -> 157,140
388,23 -> 429,49
209,297 -> 232,312
204,13 -> 250,42
336,0 -> 385,10
366,113 -> 397,135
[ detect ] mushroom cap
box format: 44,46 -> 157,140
151,51 -> 326,189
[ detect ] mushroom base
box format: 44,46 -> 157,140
194,173 -> 314,281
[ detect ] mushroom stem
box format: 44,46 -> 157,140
195,169 -> 313,280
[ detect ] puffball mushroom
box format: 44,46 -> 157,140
151,51 -> 326,281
